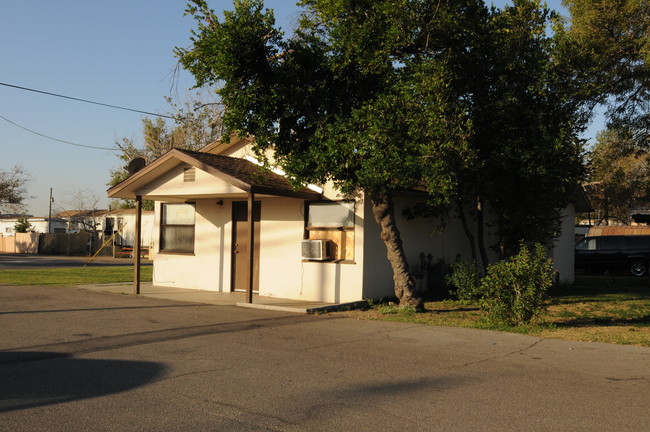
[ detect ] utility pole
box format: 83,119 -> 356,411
48,188 -> 53,234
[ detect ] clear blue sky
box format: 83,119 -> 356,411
1,0 -> 597,217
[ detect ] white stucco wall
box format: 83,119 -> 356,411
151,199 -> 231,291
290,197 -> 366,303
551,203 -> 576,285
361,195 -> 480,300
151,196 -> 367,303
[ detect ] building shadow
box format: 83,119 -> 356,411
0,351 -> 166,412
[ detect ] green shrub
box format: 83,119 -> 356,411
479,243 -> 553,326
447,258 -> 484,301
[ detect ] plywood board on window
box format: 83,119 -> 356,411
309,229 -> 354,261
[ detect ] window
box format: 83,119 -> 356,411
576,238 -> 597,251
601,237 -> 621,250
305,201 -> 355,261
160,203 -> 195,253
624,236 -> 650,249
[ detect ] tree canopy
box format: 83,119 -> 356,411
557,0 -> 650,145
455,0 -> 585,263
586,128 -> 650,224
177,0 -> 587,307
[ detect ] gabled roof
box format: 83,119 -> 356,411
108,148 -> 320,200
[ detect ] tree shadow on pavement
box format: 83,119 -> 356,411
0,351 -> 166,412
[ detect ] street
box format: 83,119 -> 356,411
1,284 -> 649,431
0,253 -> 150,269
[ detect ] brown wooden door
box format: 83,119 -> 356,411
232,201 -> 261,292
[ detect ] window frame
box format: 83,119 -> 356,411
159,202 -> 196,254
304,200 -> 355,263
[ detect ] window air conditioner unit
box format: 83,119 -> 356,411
301,239 -> 331,261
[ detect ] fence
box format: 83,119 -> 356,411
0,232 -> 39,253
0,232 -> 113,256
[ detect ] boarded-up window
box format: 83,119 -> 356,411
306,201 -> 354,261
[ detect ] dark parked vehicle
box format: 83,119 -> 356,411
575,235 -> 650,276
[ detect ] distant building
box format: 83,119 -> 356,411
51,209 -> 109,233
0,215 -> 67,236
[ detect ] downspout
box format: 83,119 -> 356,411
134,195 -> 142,295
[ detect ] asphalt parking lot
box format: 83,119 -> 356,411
1,280 -> 649,431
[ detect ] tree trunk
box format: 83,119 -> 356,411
456,200 -> 477,261
370,192 -> 423,310
476,196 -> 489,272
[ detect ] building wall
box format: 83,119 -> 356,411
151,198 -> 229,291
551,203 -> 576,285
151,195 -> 368,303
361,195 -> 579,300
0,218 -> 67,235
361,195 -> 481,300
103,212 -> 155,249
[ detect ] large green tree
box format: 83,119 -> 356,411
394,0 -> 586,266
456,0 -> 586,265
177,0 -> 478,309
557,0 -> 650,145
177,0 -> 586,307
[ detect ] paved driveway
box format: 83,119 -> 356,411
1,285 -> 648,431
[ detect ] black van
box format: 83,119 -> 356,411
575,235 -> 650,276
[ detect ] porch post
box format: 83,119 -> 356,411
134,195 -> 142,295
246,191 -> 255,303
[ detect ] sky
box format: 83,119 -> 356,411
1,0 -> 596,217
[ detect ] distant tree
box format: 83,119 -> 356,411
14,217 -> 33,233
109,92 -> 224,210
0,165 -> 30,213
586,128 -> 650,224
60,188 -> 102,233
557,0 -> 650,145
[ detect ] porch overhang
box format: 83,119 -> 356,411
107,148 -> 322,202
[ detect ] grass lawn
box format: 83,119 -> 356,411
0,266 -> 153,286
340,274 -> 650,347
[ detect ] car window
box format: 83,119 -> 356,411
601,237 -> 621,250
576,238 -> 597,250
624,236 -> 650,249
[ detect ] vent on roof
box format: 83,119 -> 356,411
184,167 -> 196,182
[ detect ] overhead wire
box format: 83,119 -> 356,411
0,114 -> 117,151
0,82 -> 174,119
0,81 -> 176,150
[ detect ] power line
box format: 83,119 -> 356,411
0,114 -> 117,151
0,82 -> 174,119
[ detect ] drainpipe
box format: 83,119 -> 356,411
134,195 -> 142,295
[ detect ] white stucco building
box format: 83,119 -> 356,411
108,137 -> 582,303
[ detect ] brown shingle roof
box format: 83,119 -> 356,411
175,149 -> 319,198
